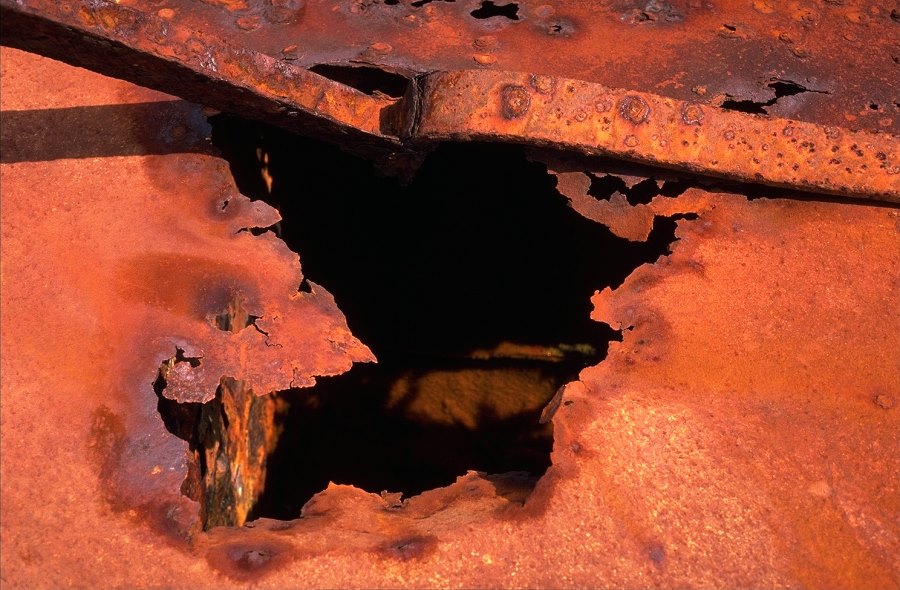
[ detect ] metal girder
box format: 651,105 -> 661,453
1,0 -> 898,200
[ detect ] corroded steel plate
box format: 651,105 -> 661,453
1,47 -> 898,588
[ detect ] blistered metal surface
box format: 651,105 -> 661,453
416,70 -> 899,199
2,0 -> 899,200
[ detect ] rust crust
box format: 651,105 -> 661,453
2,0 -> 899,200
417,70 -> 899,200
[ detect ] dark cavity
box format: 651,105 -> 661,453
159,116 -> 680,526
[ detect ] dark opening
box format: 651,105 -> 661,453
719,97 -> 768,115
721,78 -> 829,115
470,1 -> 520,20
768,80 -> 816,100
587,172 -> 689,206
308,64 -> 410,98
196,116 -> 680,521
411,0 -> 455,7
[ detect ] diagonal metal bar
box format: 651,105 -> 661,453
1,0 -> 898,201
0,0 -> 405,157
413,71 -> 900,200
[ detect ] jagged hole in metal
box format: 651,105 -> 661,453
720,79 -> 830,115
160,116 -> 684,524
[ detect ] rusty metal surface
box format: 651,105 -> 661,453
0,43 -> 371,555
4,0 -> 899,134
416,70 -> 899,199
0,0 -> 405,157
2,47 -> 899,589
2,0 -> 899,200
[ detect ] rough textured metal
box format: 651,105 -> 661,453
0,45 -> 371,550
2,0 -> 899,200
2,48 -> 898,589
0,0 -> 405,157
5,0 -> 898,134
416,70 -> 900,199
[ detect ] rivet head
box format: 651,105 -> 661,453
529,74 -> 555,95
620,95 -> 650,124
370,42 -> 393,54
681,103 -> 704,125
595,98 -> 612,113
500,84 -> 531,119
474,35 -> 498,49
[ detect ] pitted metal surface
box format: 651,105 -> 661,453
2,0 -> 899,199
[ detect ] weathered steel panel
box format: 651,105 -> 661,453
1,0 -> 898,583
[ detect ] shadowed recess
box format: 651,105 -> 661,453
0,101 -> 212,162
307,64 -> 410,98
186,117 -> 681,522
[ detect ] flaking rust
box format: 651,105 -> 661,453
3,0 -> 899,135
416,70 -> 899,200
0,45 -> 372,549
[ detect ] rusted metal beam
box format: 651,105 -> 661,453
414,70 -> 900,200
7,0 -> 899,134
0,0 -> 405,158
1,0 -> 898,201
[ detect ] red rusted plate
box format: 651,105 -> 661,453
0,45 -> 371,554
2,48 -> 897,589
